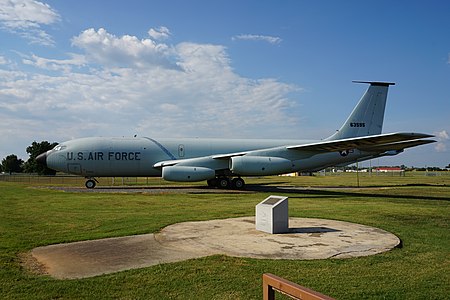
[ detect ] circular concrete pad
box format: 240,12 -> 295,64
156,217 -> 400,260
29,217 -> 400,279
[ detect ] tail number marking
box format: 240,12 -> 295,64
350,122 -> 366,127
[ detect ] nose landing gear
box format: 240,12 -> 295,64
85,177 -> 98,189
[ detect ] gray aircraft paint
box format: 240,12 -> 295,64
46,137 -> 318,177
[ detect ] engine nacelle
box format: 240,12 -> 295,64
230,156 -> 293,176
162,166 -> 216,182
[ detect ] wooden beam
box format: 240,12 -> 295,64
263,273 -> 335,300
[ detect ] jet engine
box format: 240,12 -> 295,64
230,156 -> 293,176
162,166 -> 216,182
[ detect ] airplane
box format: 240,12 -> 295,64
36,81 -> 435,189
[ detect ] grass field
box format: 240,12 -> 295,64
0,173 -> 449,299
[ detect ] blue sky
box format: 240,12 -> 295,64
0,0 -> 449,167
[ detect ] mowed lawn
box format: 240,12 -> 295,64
0,173 -> 449,299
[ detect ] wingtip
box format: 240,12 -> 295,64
390,132 -> 434,137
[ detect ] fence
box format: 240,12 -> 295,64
263,273 -> 334,300
0,175 -> 157,186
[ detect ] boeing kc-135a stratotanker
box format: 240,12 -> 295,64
36,81 -> 435,189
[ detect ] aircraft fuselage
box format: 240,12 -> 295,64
44,136 -> 371,177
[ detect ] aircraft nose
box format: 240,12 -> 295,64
36,152 -> 47,167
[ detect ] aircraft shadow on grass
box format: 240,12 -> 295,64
244,183 -> 450,202
55,182 -> 450,202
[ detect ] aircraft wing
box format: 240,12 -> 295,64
286,132 -> 434,152
357,139 -> 436,152
153,152 -> 247,168
212,152 -> 247,159
153,132 -> 434,169
153,159 -> 184,168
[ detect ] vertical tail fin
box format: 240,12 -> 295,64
326,81 -> 395,141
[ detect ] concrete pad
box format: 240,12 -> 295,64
31,234 -> 200,279
29,217 -> 400,279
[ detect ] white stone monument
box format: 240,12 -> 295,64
255,195 -> 288,234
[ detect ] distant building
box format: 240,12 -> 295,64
279,172 -> 313,176
375,167 -> 405,176
345,169 -> 368,172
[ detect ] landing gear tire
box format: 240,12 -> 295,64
231,177 -> 245,189
217,177 -> 230,189
85,179 -> 96,189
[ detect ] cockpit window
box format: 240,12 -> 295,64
53,145 -> 67,151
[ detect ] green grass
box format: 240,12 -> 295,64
0,174 -> 449,299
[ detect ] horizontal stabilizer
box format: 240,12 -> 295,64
352,81 -> 395,86
287,132 -> 434,152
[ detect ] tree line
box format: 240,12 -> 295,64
1,141 -> 58,175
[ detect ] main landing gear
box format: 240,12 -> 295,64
207,177 -> 245,189
85,177 -> 99,189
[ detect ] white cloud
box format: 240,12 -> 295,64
71,28 -> 179,69
434,130 -> 449,152
0,55 -> 8,65
22,53 -> 86,72
0,27 -> 300,160
435,130 -> 449,140
148,26 -> 171,41
232,34 -> 282,45
0,0 -> 60,45
176,42 -> 232,73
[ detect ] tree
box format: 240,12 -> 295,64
23,141 -> 58,175
1,154 -> 24,174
